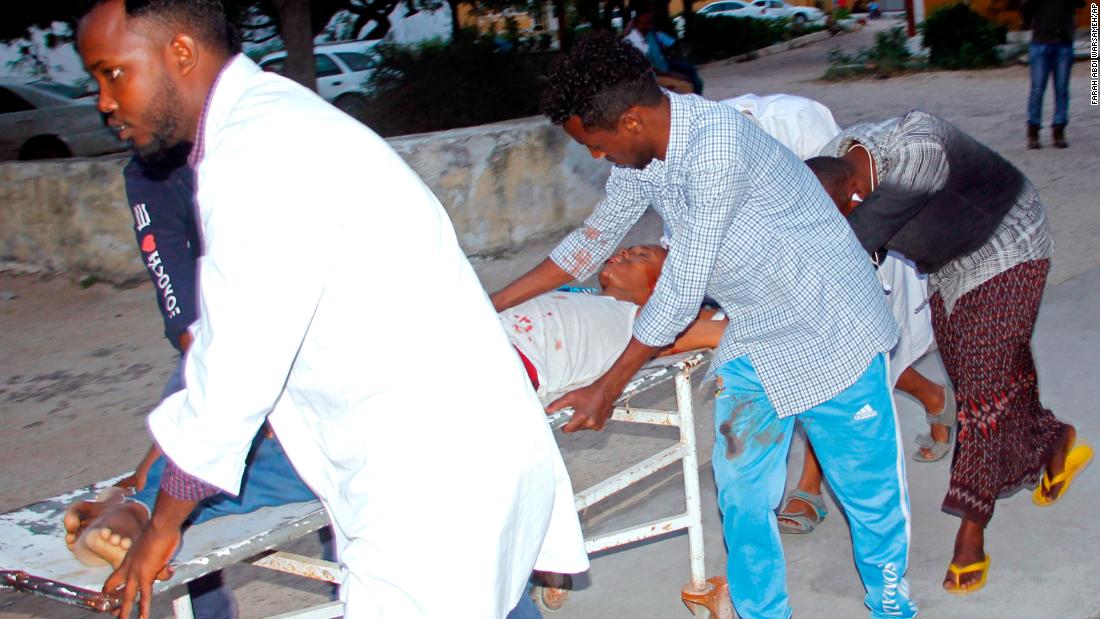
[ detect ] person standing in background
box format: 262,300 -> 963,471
1023,0 -> 1083,148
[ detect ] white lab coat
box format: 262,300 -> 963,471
149,56 -> 587,618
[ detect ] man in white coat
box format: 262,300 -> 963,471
76,1 -> 587,617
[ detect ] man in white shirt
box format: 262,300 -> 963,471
76,1 -> 586,617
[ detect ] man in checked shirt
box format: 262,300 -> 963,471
492,32 -> 917,619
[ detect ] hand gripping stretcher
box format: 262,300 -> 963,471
0,351 -> 733,618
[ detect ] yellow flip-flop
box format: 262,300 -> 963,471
944,554 -> 991,595
1033,442 -> 1094,507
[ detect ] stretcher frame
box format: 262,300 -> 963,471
0,351 -> 731,618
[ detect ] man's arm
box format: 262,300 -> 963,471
493,167 -> 650,311
490,258 -> 573,312
664,310 -> 727,354
104,489 -> 197,619
550,338 -> 662,432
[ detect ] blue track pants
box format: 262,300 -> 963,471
712,354 -> 916,619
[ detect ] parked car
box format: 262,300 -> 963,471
0,79 -> 125,161
752,0 -> 826,23
259,41 -> 379,120
674,1 -> 768,35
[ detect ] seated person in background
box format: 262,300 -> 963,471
624,2 -> 704,95
504,244 -> 726,406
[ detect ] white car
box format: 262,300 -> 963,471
259,41 -> 379,119
0,80 -> 125,161
674,1 -> 768,35
752,0 -> 826,23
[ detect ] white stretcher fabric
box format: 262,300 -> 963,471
502,293 -> 639,406
148,55 -> 587,618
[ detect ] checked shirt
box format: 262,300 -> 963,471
550,92 -> 897,418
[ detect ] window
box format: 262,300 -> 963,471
0,87 -> 34,114
335,52 -> 373,72
770,1 -> 784,8
314,54 -> 342,78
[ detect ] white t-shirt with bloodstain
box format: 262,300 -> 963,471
500,292 -> 639,406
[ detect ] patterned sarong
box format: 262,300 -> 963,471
931,258 -> 1064,525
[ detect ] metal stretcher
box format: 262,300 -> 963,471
0,351 -> 732,618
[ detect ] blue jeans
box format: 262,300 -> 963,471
1027,42 -> 1073,127
138,358 -> 330,619
712,354 -> 915,619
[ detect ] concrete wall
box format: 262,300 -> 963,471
0,116 -> 609,284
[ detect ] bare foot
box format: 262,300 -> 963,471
1039,424 -> 1077,501
943,518 -> 986,592
63,487 -> 149,568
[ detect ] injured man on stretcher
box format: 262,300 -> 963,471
62,243 -> 727,570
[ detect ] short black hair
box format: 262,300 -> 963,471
86,0 -> 239,55
805,156 -> 856,209
540,31 -> 663,129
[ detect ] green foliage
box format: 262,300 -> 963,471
832,6 -> 851,19
824,24 -> 918,79
359,29 -> 553,136
683,15 -> 788,62
919,3 -> 1006,70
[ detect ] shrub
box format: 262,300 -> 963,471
683,14 -> 788,62
359,30 -> 554,137
824,25 -> 917,79
919,3 -> 1006,69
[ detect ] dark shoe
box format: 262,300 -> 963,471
1052,124 -> 1068,148
1027,124 -> 1041,149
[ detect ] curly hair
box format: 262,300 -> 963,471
84,0 -> 239,55
540,31 -> 662,129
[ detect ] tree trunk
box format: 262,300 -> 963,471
553,0 -> 569,48
270,0 -> 317,91
447,0 -> 462,38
